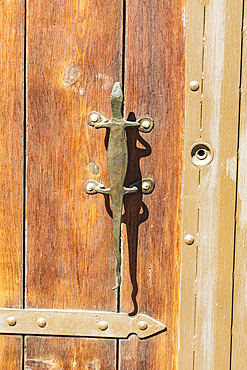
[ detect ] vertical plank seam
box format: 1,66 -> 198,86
122,0 -> 126,98
116,338 -> 120,370
22,336 -> 26,370
22,0 -> 27,312
117,0 -> 126,368
229,0 -> 245,368
193,7 -> 206,363
199,5 -> 206,135
21,335 -> 24,370
22,0 -> 27,366
193,350 -> 195,370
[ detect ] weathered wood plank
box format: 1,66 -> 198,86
0,0 -> 24,308
179,0 -> 242,369
25,337 -> 116,369
231,2 -> 247,368
120,0 -> 185,368
0,335 -> 22,369
25,0 -> 122,364
26,0 -> 123,311
0,0 -> 24,367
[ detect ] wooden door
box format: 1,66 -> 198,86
1,0 -> 247,369
0,0 -> 184,368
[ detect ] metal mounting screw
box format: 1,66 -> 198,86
184,234 -> 194,245
142,120 -> 151,129
98,321 -> 108,331
91,114 -> 99,123
37,318 -> 47,328
189,81 -> 200,91
86,182 -> 95,192
6,316 -> 16,326
142,181 -> 150,191
138,321 -> 148,330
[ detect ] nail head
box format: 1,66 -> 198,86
138,321 -> 148,330
98,321 -> 108,331
189,81 -> 200,91
142,181 -> 150,191
6,316 -> 16,326
184,234 -> 194,245
37,318 -> 47,328
91,114 -> 99,123
86,182 -> 95,192
142,120 -> 151,129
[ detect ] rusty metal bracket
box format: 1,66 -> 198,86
0,308 -> 166,339
85,82 -> 154,290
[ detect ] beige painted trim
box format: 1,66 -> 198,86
179,0 -> 242,369
231,3 -> 247,369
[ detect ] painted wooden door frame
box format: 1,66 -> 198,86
179,0 -> 244,369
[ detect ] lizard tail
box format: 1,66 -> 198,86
111,196 -> 123,290
112,259 -> 121,290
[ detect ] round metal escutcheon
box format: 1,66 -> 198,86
190,142 -> 214,167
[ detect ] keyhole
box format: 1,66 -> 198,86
196,149 -> 207,160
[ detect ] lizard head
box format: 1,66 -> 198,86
110,82 -> 123,120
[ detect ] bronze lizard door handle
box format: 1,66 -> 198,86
85,82 -> 155,290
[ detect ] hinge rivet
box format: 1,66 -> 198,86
98,321 -> 108,331
142,181 -> 150,191
37,318 -> 47,328
189,81 -> 199,91
6,316 -> 16,326
138,321 -> 148,330
184,234 -> 194,245
91,114 -> 99,123
142,120 -> 151,129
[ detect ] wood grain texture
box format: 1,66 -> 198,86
25,336 -> 116,369
26,0 -> 123,311
179,0 -> 242,369
0,335 -> 22,369
0,0 -> 24,308
120,0 -> 185,368
231,2 -> 247,368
